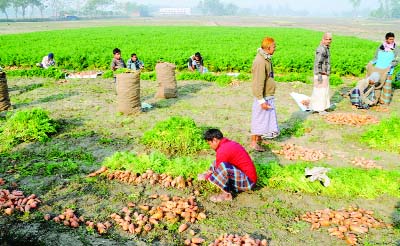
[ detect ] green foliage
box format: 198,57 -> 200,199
0,108 -> 58,152
102,70 -> 114,78
215,74 -> 233,86
279,119 -> 306,138
275,73 -> 309,83
237,73 -> 251,81
259,161 -> 400,198
140,71 -> 156,81
7,67 -> 65,79
360,115 -> 400,153
141,116 -> 208,155
0,27 -> 378,77
17,160 -> 79,177
102,151 -> 210,178
329,74 -> 344,87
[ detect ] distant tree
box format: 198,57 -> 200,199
11,0 -> 22,19
197,0 -> 239,16
0,0 -> 10,20
370,0 -> 400,18
391,0 -> 400,17
84,0 -> 114,16
349,0 -> 362,16
225,3 -> 239,15
20,0 -> 31,18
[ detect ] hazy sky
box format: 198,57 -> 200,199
134,0 -> 380,13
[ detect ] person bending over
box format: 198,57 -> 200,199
198,129 -> 257,202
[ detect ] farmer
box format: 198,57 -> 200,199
310,32 -> 333,115
250,36 -> 279,152
110,48 -> 126,71
37,53 -> 55,69
198,129 -> 257,202
350,72 -> 381,109
368,32 -> 399,105
127,53 -> 144,71
370,32 -> 399,70
188,52 -> 207,73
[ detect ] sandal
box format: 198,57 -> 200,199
210,193 -> 232,203
250,144 -> 266,152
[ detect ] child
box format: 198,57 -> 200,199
110,48 -> 126,71
37,53 -> 55,69
127,53 -> 144,71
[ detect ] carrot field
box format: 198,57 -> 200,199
0,21 -> 399,246
0,26 -> 380,76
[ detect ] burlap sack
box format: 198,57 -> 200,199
366,63 -> 390,105
155,62 -> 177,99
116,72 -> 141,115
0,72 -> 11,112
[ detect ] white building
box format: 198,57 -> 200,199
159,8 -> 191,16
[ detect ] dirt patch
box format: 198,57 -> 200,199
0,76 -> 398,245
0,17 -> 399,42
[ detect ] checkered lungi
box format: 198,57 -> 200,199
208,162 -> 255,193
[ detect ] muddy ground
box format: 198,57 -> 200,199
0,17 -> 399,245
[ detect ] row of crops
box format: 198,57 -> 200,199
0,26 -> 380,76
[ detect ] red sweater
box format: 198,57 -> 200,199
212,138 -> 257,183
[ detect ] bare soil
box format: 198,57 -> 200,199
0,75 -> 398,245
0,17 -> 399,245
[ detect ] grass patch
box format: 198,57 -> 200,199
257,161 -> 400,198
279,119 -> 308,138
0,108 -> 58,152
7,67 -> 65,79
102,151 -> 210,178
140,116 -> 208,155
0,145 -> 95,177
360,114 -> 400,153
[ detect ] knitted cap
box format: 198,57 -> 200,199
48,53 -> 54,59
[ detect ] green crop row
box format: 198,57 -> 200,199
0,26 -> 379,77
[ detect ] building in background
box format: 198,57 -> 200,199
159,8 -> 191,16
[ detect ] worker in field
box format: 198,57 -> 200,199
198,129 -> 257,202
127,53 -> 144,71
368,32 -> 399,105
250,36 -> 279,152
110,48 -> 126,71
188,52 -> 207,73
349,72 -> 381,109
370,32 -> 399,70
310,32 -> 333,115
37,53 -> 55,69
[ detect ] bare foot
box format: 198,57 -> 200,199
250,143 -> 266,152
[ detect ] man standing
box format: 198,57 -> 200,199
198,129 -> 257,202
250,36 -> 279,152
310,32 -> 333,115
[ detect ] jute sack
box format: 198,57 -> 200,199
116,71 -> 141,115
0,72 -> 11,112
155,62 -> 177,99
